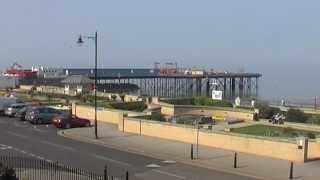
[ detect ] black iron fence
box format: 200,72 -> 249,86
0,156 -> 128,180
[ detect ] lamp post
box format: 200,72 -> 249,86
77,31 -> 98,139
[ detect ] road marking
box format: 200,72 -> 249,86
162,160 -> 176,164
90,153 -> 132,167
32,126 -> 47,133
40,140 -> 76,152
0,144 -> 12,150
5,131 -> 30,139
146,164 -> 161,168
152,169 -> 187,180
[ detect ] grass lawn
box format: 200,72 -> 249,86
231,124 -> 320,139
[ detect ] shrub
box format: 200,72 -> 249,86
286,109 -> 308,123
306,132 -> 316,139
152,114 -> 166,122
111,94 -> 117,101
256,103 -> 281,119
176,118 -> 194,125
307,114 -> 320,125
283,127 -> 295,134
237,106 -> 254,110
109,102 -> 147,112
161,98 -> 194,105
194,96 -> 233,107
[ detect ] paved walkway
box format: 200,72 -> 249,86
60,122 -> 320,180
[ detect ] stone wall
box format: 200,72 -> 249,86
160,102 -> 254,120
72,103 -> 320,162
120,117 -> 309,162
72,104 -> 123,124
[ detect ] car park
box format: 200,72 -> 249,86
25,106 -> 65,124
4,103 -> 29,117
52,115 -> 91,129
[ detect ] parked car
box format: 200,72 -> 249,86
0,97 -> 17,115
52,115 -> 91,129
269,113 -> 285,124
4,103 -> 28,117
15,106 -> 34,121
25,107 -> 65,124
194,116 -> 216,125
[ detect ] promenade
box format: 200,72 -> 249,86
60,122 -> 320,180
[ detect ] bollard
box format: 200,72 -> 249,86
234,152 -> 237,168
191,144 -> 194,160
126,170 -> 129,180
289,161 -> 293,179
104,165 -> 107,180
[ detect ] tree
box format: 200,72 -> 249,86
256,102 -> 281,119
286,109 -> 308,123
111,94 -> 117,101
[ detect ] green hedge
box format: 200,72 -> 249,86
307,114 -> 320,125
161,98 -> 194,105
161,96 -> 232,107
193,96 -> 233,107
286,108 -> 308,123
109,101 -> 147,112
256,103 -> 281,119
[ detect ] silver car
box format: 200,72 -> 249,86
4,103 -> 28,117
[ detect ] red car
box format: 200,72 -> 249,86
52,115 -> 91,129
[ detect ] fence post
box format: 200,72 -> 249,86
104,165 -> 108,180
289,161 -> 293,179
122,116 -> 125,133
234,152 -> 237,168
126,170 -> 129,180
139,119 -> 142,136
190,144 -> 194,160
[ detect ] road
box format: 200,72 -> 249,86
0,116 -> 258,180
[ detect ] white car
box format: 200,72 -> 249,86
4,103 -> 28,117
48,104 -> 70,111
0,97 -> 17,115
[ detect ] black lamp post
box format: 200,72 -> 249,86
77,31 -> 98,139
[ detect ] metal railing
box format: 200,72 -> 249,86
0,156 -> 128,180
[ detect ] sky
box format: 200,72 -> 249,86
0,0 -> 319,102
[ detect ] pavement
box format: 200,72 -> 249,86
0,116 -> 257,180
60,121 -> 320,180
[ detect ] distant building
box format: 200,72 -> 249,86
61,75 -> 94,95
35,66 -> 66,78
0,76 -> 19,89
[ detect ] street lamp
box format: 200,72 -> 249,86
77,31 -> 98,139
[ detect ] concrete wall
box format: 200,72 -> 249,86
72,104 -> 123,124
36,86 -> 72,95
19,85 -> 33,91
72,103 -> 319,162
160,103 -> 254,121
160,103 -> 175,116
120,117 -> 309,162
308,142 -> 320,160
124,95 -> 141,102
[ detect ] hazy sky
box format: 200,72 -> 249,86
1,0 -> 319,101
